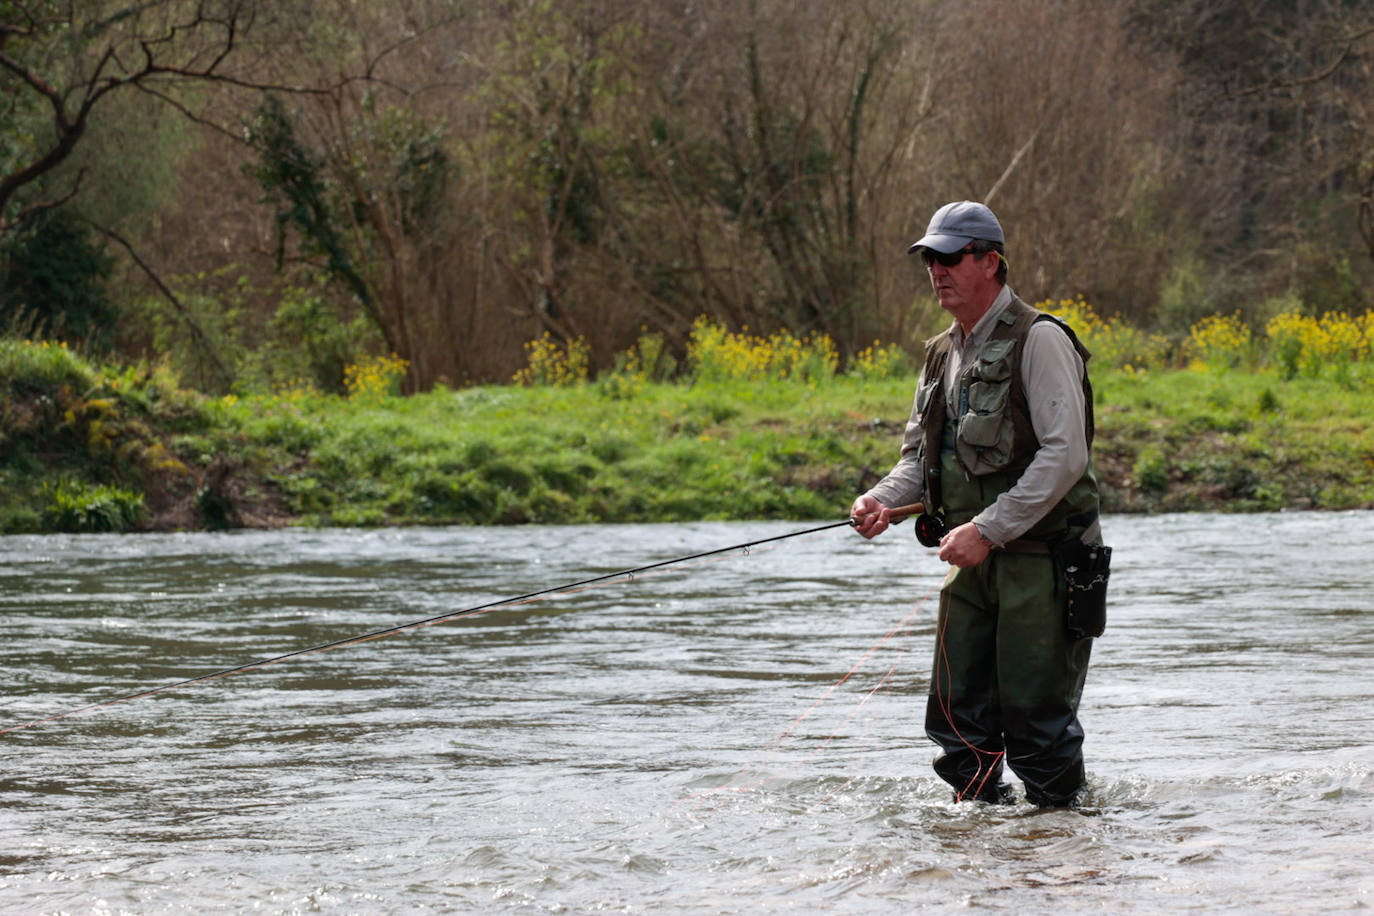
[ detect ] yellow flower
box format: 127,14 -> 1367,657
345,354 -> 410,401
513,334 -> 590,387
686,317 -> 838,383
1185,312 -> 1252,371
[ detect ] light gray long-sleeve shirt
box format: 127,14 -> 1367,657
865,285 -> 1091,547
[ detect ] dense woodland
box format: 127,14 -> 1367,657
3,0 -> 1374,394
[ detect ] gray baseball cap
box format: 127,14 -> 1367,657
907,200 -> 1005,254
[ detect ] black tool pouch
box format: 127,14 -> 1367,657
1052,540 -> 1112,639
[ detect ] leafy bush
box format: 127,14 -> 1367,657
846,341 -> 912,380
1039,297 -> 1170,372
0,337 -> 96,392
1264,309 -> 1372,383
686,316 -> 838,383
345,353 -> 410,401
1186,312 -> 1254,371
0,211 -> 117,350
513,333 -> 592,386
42,479 -> 145,533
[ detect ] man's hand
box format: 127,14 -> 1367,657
849,495 -> 891,539
938,522 -> 992,568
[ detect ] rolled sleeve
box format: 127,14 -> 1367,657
864,391 -> 926,510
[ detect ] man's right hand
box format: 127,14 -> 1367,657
849,495 -> 891,539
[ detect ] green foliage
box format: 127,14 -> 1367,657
243,93 -> 453,389
1131,447 -> 1169,494
183,372 -> 907,527
685,317 -> 839,384
54,90 -> 190,232
6,298 -> 1374,532
0,338 -> 213,532
245,95 -> 373,307
41,478 -> 145,533
1153,253 -> 1252,338
699,26 -> 884,342
1257,387 -> 1280,414
0,336 -> 97,392
846,342 -> 912,381
4,1 -> 1373,396
361,97 -> 454,236
265,286 -> 375,395
119,270 -> 254,394
1291,241 -> 1364,316
0,210 -> 117,349
1096,368 -> 1374,512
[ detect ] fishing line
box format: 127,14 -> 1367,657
933,587 -> 1005,802
679,580 -> 936,818
2,506 -> 921,736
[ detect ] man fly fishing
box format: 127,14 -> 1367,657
850,200 -> 1111,808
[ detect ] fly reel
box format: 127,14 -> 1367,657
913,512 -> 948,548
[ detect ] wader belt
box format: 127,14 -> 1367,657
994,510 -> 1100,554
1000,539 -> 1052,554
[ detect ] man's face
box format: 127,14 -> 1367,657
922,245 -> 1000,326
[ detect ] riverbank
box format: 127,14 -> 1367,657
3,339 -> 1372,533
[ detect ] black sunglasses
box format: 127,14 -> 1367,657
919,246 -> 975,268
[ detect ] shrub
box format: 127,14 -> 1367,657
513,333 -> 591,386
42,479 -> 145,533
846,341 -> 911,380
686,316 -> 838,383
1263,309 -> 1373,381
0,337 -> 96,392
345,353 -> 409,401
0,210 -> 117,350
1185,312 -> 1253,371
1038,297 -> 1169,372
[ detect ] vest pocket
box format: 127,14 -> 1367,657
956,339 -> 1015,471
958,413 -> 1014,471
959,377 -> 1012,452
958,380 -> 1014,470
965,378 -> 1009,418
916,376 -> 940,416
972,339 -> 1015,380
958,402 -> 1004,446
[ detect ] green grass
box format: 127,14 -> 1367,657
1094,367 -> 1374,512
3,339 -> 1372,533
234,379 -> 907,527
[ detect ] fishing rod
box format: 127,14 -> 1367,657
2,502 -> 926,735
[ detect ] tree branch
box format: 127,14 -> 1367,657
1227,25 -> 1374,98
83,218 -> 234,387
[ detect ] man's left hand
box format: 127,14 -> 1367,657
938,522 -> 992,568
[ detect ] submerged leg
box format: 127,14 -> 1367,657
925,564 -> 1013,803
993,552 -> 1093,807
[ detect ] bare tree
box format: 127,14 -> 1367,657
0,1 -> 284,232
907,0 -> 1195,323
1125,0 -> 1374,316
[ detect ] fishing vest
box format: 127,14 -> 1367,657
916,296 -> 1099,540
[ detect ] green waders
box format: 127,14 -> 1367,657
924,548 -> 1092,806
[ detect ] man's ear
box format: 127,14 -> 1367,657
981,251 -> 1001,280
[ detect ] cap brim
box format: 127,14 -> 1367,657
907,233 -> 972,255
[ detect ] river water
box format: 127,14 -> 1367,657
1,512 -> 1370,914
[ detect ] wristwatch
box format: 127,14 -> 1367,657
975,525 -> 995,548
